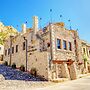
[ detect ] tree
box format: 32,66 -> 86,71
0,25 -> 18,45
83,53 -> 88,68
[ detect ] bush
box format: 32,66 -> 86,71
4,61 -> 8,66
12,63 -> 16,69
20,65 -> 25,72
30,67 -> 37,77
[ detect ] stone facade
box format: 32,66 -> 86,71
79,40 -> 90,74
3,16 -> 90,80
0,44 -> 4,61
3,16 -> 50,79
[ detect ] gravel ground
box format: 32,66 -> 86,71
0,65 -> 56,90
0,65 -> 46,81
0,80 -> 55,90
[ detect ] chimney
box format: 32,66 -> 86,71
33,16 -> 38,34
22,24 -> 26,34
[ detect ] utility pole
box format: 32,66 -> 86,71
24,37 -> 28,71
50,23 -> 53,59
9,35 -> 13,66
49,9 -> 53,69
49,9 -> 56,70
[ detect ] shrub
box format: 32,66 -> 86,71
12,63 -> 16,69
20,65 -> 25,72
30,67 -> 37,77
4,61 -> 8,66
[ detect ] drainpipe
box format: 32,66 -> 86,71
24,37 -> 28,72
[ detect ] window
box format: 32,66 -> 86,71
63,40 -> 67,50
83,48 -> 85,53
57,39 -> 61,49
12,47 -> 14,54
68,42 -> 72,51
74,40 -> 76,44
23,42 -> 25,50
8,48 -> 10,55
89,50 -> 90,55
0,47 -> 1,50
47,42 -> 50,47
5,50 -> 7,56
16,45 -> 18,53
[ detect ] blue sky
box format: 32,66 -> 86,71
0,0 -> 90,42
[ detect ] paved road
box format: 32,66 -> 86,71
34,76 -> 90,90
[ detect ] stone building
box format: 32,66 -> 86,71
4,16 -> 49,79
0,22 -> 18,61
79,40 -> 90,74
0,22 -> 18,45
3,16 -> 90,80
0,44 -> 4,61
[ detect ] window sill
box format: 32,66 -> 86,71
56,49 -> 73,53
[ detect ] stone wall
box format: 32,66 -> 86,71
3,31 -> 50,79
41,24 -> 76,61
40,23 -> 78,80
0,45 -> 4,61
3,22 -> 82,80
0,45 -> 4,56
27,52 -> 49,79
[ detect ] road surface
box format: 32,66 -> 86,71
34,76 -> 90,90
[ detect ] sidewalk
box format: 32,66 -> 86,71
78,73 -> 90,78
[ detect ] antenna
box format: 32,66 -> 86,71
16,25 -> 18,28
16,25 -> 19,30
68,19 -> 72,30
50,9 -> 52,23
39,18 -> 42,29
76,28 -> 78,32
60,15 -> 63,22
25,21 -> 28,24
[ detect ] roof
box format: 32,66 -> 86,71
81,39 -> 90,46
53,22 -> 65,27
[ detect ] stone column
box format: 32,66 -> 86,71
56,63 -> 58,79
50,24 -> 56,60
84,61 -> 88,73
69,62 -> 78,80
47,64 -> 51,80
22,24 -> 26,34
49,24 -> 56,80
61,63 -> 70,78
33,16 -> 38,35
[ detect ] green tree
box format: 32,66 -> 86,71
0,26 -> 18,45
83,53 -> 88,68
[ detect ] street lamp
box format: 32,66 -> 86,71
23,37 -> 28,71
